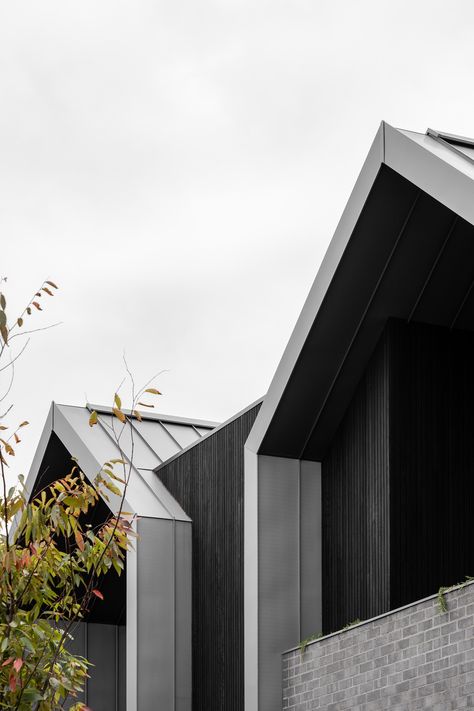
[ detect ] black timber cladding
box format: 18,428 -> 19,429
322,329 -> 390,634
322,319 -> 474,634
389,320 -> 474,610
156,402 -> 261,711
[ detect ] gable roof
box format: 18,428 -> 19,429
26,402 -> 218,520
246,122 -> 474,461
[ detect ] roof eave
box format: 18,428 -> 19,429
246,121 -> 474,457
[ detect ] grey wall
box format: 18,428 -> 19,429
133,517 -> 192,711
64,622 -> 126,711
283,581 -> 474,710
245,454 -> 321,711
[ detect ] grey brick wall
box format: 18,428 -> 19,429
282,582 -> 474,710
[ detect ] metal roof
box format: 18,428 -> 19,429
26,402 -> 218,520
246,122 -> 474,461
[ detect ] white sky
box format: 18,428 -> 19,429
1,0 -> 474,479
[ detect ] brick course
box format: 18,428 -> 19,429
282,582 -> 474,710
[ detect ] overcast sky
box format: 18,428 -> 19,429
1,0 -> 474,478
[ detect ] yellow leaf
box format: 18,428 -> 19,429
114,393 -> 122,409
133,410 -> 142,421
144,388 -> 162,395
88,411 -> 98,427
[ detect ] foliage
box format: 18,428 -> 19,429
437,576 -> 474,614
299,631 -> 323,655
0,467 -> 132,709
0,280 -> 161,709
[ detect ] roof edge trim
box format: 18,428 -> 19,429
154,396 -> 264,473
245,121 -> 386,455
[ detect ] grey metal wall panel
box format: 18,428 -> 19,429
158,403 -> 261,711
63,623 -> 86,709
300,460 -> 322,639
175,521 -> 192,711
87,624 -> 117,711
258,455 -> 300,711
118,625 -> 126,711
137,517 -> 175,710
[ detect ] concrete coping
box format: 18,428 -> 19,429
282,578 -> 474,656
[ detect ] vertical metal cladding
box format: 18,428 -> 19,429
322,318 -> 474,634
157,403 -> 261,711
389,320 -> 474,609
322,330 -> 390,635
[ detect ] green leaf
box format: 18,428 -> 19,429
102,480 -> 121,497
114,393 -> 122,409
22,688 -> 44,703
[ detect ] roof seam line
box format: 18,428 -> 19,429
407,215 -> 459,324
297,189 -> 422,460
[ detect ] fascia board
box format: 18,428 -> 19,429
25,402 -> 54,498
87,403 -> 219,429
53,404 -> 136,515
245,121 -> 386,455
385,124 -> 474,227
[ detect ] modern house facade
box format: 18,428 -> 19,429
27,122 -> 474,710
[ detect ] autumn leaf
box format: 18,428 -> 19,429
75,530 -> 85,552
144,388 -> 162,395
13,658 -> 23,673
45,280 -> 58,289
32,301 -> 42,311
0,324 -> 8,345
17,317 -> 23,327
138,402 -> 154,408
19,421 -> 29,428
1,658 -> 13,667
91,589 -> 104,601
88,411 -> 98,427
41,287 -> 53,296
133,410 -> 142,421
114,393 -> 122,410
9,674 -> 16,692
113,407 -> 126,423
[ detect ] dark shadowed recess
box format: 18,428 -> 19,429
30,432 -> 126,625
